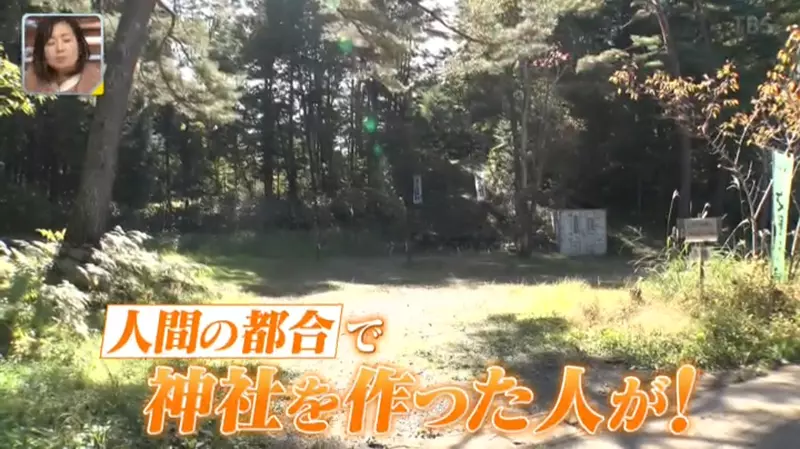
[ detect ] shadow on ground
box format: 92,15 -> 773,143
187,250 -> 634,298
415,315 -> 800,449
419,313 -> 637,417
539,397 -> 800,449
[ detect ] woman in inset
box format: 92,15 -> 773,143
24,16 -> 101,94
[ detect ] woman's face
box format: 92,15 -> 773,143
43,21 -> 79,74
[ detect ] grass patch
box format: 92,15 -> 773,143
504,254 -> 800,371
0,229 -> 350,449
0,337 -> 343,449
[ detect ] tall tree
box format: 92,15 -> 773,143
65,0 -> 158,247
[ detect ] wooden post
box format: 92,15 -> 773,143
405,202 -> 413,266
698,243 -> 706,299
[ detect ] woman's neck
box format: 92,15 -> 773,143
53,68 -> 78,86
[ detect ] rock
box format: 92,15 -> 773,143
55,257 -> 90,290
66,246 -> 93,263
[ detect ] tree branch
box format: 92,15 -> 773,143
401,0 -> 488,44
154,0 -> 207,117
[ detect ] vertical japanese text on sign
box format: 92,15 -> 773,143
100,304 -> 344,359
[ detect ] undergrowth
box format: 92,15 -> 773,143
574,248 -> 800,370
0,226 -> 213,359
0,228 -> 348,449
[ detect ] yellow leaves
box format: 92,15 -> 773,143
609,68 -> 642,99
716,63 -> 733,79
607,25 -> 800,150
35,228 -> 66,243
704,103 -> 721,119
786,26 -> 800,44
759,82 -> 781,97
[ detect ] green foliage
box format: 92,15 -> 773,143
0,353 -> 349,449
85,227 -> 214,305
640,254 -> 800,367
0,236 -> 91,359
0,227 -> 214,360
582,253 -> 800,370
0,45 -> 34,117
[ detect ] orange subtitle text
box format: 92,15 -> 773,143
142,363 -> 698,437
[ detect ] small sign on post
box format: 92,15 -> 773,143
412,175 -> 423,205
678,218 -> 721,243
678,217 -> 721,298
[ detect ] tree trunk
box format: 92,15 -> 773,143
286,67 -> 299,206
653,1 -> 693,217
322,74 -> 337,195
509,65 -> 532,257
64,0 -> 158,247
353,80 -> 365,187
261,59 -> 276,199
366,79 -> 381,190
694,0 -> 727,215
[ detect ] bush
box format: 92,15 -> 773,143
0,228 -> 352,448
588,251 -> 800,370
0,227 -> 215,359
86,227 -> 213,305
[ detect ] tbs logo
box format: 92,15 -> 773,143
734,15 -> 779,35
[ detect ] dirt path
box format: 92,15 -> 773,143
221,254 -> 639,446
206,253 -> 800,448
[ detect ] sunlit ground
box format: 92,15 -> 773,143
0,249 -> 709,445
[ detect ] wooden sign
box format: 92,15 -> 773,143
678,217 -> 721,243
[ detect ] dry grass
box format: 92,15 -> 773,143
233,278 -> 693,387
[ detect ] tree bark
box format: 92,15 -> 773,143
261,58 -> 276,199
286,67 -> 299,206
64,0 -> 158,247
652,1 -> 693,217
509,64 -> 532,257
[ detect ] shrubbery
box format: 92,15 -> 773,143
0,227 -> 213,359
578,250 -> 800,370
0,228 -> 352,448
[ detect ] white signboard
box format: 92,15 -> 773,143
678,218 -> 721,243
556,209 -> 607,256
474,175 -> 486,201
412,175 -> 423,205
